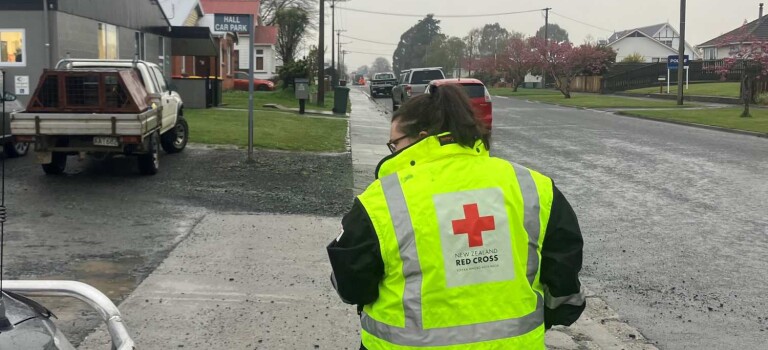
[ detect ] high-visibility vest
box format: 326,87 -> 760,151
357,134 -> 554,349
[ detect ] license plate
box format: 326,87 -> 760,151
93,136 -> 119,147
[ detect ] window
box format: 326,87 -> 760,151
0,29 -> 26,66
255,48 -> 265,71
152,67 -> 167,92
99,23 -> 119,59
410,70 -> 445,84
661,40 -> 673,48
704,48 -> 717,60
256,57 -> 264,71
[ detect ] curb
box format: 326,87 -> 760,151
262,103 -> 350,118
614,111 -> 768,138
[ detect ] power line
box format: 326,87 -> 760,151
345,50 -> 393,56
341,34 -> 397,46
550,11 -> 613,33
346,48 -> 393,55
335,6 -> 544,18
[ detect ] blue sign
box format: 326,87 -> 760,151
214,14 -> 252,33
667,55 -> 690,70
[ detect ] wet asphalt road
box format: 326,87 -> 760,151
373,92 -> 768,349
2,145 -> 352,345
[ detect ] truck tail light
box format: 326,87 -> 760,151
120,136 -> 142,144
15,135 -> 35,143
484,87 -> 492,103
406,85 -> 412,97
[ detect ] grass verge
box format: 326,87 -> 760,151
626,82 -> 740,98
490,88 -> 696,108
184,108 -> 348,152
617,108 -> 768,134
222,89 -> 339,112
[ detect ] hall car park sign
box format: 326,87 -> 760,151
214,14 -> 251,33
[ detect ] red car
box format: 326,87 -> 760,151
233,71 -> 275,91
426,78 -> 493,130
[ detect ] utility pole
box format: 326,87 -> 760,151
318,0 -> 325,106
677,0 -> 686,105
543,7 -> 551,89
331,0 -> 336,87
336,29 -> 347,83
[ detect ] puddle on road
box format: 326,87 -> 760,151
31,256 -> 146,346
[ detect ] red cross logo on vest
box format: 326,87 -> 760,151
451,203 -> 496,248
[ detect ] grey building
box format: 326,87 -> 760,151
0,0 -> 172,106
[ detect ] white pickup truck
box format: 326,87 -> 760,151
11,59 -> 188,175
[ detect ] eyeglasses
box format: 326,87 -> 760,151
387,134 -> 410,153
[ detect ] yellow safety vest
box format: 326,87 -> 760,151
357,134 -> 554,349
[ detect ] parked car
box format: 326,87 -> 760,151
426,78 -> 493,130
369,72 -> 398,97
233,71 -> 275,91
0,91 -> 29,158
11,59 -> 188,175
392,67 -> 445,111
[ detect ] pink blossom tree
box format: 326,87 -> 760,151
531,38 -> 614,98
498,36 -> 538,91
713,24 -> 768,118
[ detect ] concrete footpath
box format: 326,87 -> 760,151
78,88 -> 658,350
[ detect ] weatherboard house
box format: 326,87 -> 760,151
607,23 -> 700,63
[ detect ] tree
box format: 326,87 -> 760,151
426,35 -> 468,75
479,23 -> 510,58
356,65 -> 370,75
393,15 -> 443,74
259,0 -> 316,26
370,57 -> 392,75
463,28 -> 482,75
714,24 -> 768,118
535,23 -> 570,43
621,52 -> 646,63
275,7 -> 310,64
497,36 -> 537,91
531,39 -> 614,98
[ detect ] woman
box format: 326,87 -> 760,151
328,84 -> 585,350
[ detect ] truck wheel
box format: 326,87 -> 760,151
4,142 -> 29,158
138,132 -> 160,175
42,152 -> 67,175
392,97 -> 399,112
161,117 -> 189,154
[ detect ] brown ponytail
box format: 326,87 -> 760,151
392,84 -> 490,149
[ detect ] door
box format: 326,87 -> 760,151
151,66 -> 177,132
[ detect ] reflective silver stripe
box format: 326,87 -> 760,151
511,163 -> 541,287
361,296 -> 544,347
545,285 -> 586,309
381,174 -> 423,329
367,173 -> 544,346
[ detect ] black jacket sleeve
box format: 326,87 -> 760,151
541,183 -> 586,329
327,198 -> 384,306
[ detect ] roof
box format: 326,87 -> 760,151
608,23 -> 666,43
699,16 -> 768,47
200,0 -> 259,18
430,78 -> 484,86
253,26 -> 278,45
159,0 -> 203,27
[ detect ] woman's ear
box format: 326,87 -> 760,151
418,131 -> 429,138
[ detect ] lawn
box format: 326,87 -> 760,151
491,88 -> 695,108
488,87 -> 562,97
184,108 -> 348,152
618,108 -> 768,134
222,88 -> 339,112
626,82 -> 741,98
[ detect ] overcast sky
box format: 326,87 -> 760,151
315,0 -> 765,70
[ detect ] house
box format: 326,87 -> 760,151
699,4 -> 768,60
607,23 -> 700,63
235,26 -> 282,80
0,0 -> 171,106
